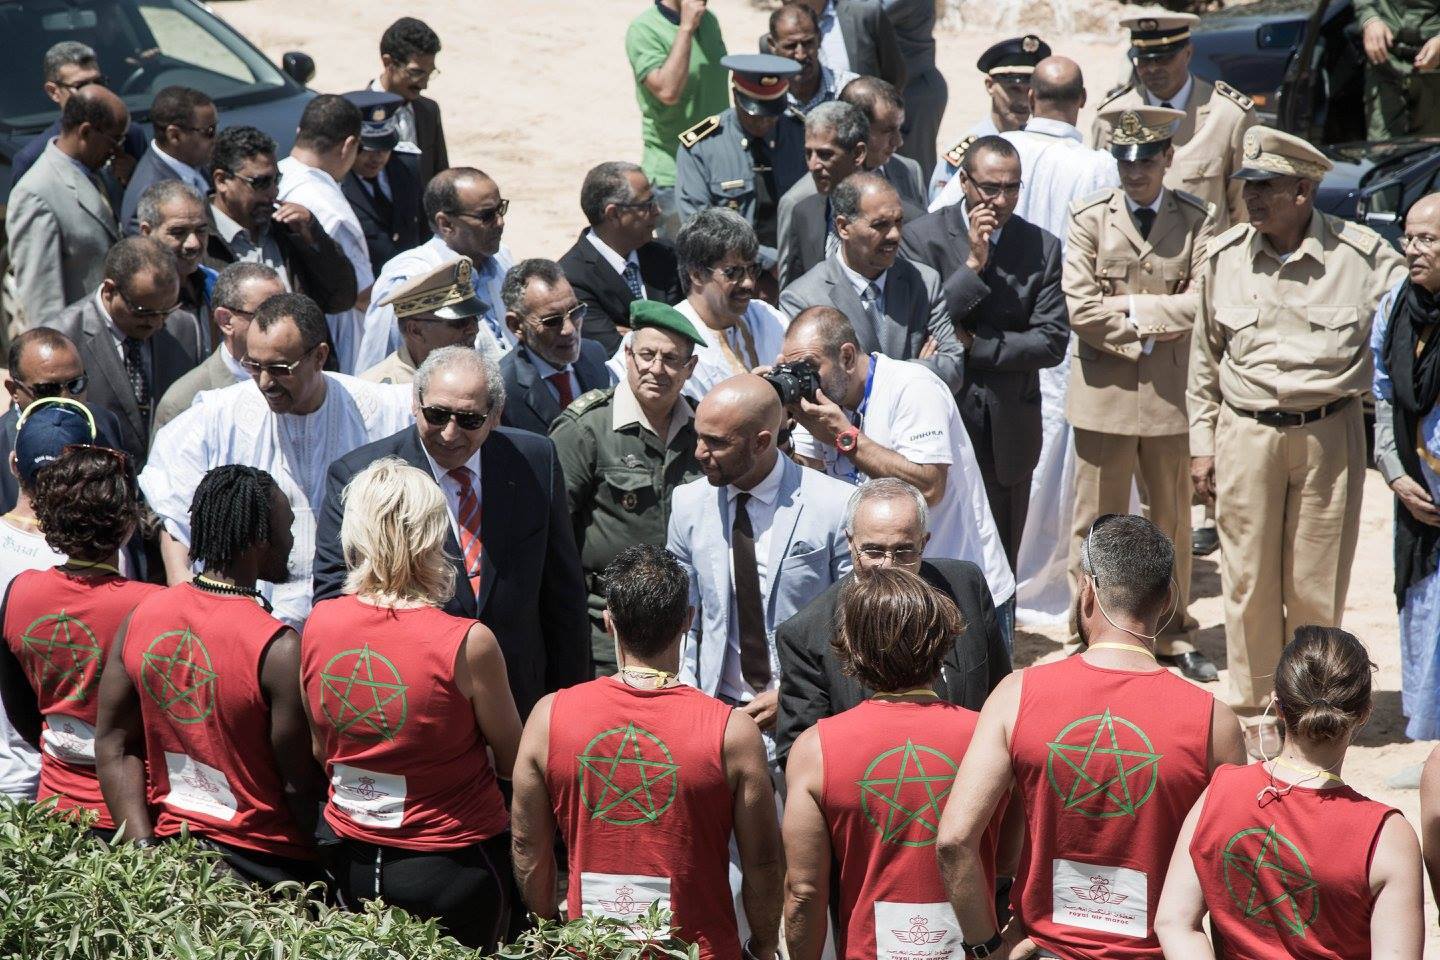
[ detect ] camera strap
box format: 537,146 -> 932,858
855,353 -> 879,424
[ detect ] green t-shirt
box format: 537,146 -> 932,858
625,6 -> 730,188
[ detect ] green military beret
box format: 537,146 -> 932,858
628,300 -> 706,347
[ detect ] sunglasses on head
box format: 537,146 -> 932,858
419,404 -> 488,431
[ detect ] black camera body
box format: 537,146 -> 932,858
765,360 -> 822,406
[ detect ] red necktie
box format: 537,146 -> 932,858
547,370 -> 574,409
448,466 -> 483,597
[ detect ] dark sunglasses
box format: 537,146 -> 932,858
176,123 -> 218,138
456,199 -> 509,225
116,288 -> 180,320
19,375 -> 88,398
528,303 -> 587,330
420,404 -> 489,431
227,171 -> 279,191
711,262 -> 762,283
240,345 -> 318,377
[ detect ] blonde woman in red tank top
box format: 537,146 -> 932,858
1156,627 -> 1424,960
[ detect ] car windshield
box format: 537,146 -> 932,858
0,0 -> 289,130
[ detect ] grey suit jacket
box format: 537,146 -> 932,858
48,296 -> 202,464
779,251 -> 963,392
837,1 -> 906,89
6,143 -> 120,327
150,347 -> 240,439
120,147 -> 197,237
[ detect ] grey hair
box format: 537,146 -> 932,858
212,261 -> 281,312
805,100 -> 869,152
580,161 -> 644,226
844,478 -> 929,535
43,41 -> 96,83
413,344 -> 506,411
831,171 -> 893,223
1081,514 -> 1174,619
500,258 -> 565,315
676,207 -> 758,292
136,180 -> 204,230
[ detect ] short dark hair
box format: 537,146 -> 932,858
831,171 -> 893,223
150,85 -> 213,138
962,135 -> 1020,176
1080,513 -> 1174,620
189,465 -> 282,571
841,75 -> 905,120
834,568 -> 964,692
769,1 -> 819,35
295,94 -> 362,153
32,446 -> 138,562
423,166 -> 491,229
7,328 -> 77,384
213,262 -> 281,313
59,86 -> 117,135
254,292 -> 328,352
380,17 -> 441,62
580,161 -> 643,226
104,237 -> 178,293
604,545 -> 690,659
676,207 -> 757,291
501,258 -> 566,315
211,125 -> 277,178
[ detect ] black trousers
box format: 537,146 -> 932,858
197,836 -> 326,889
978,459 -> 1031,573
333,833 -> 512,950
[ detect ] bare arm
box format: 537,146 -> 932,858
1208,702 -> 1246,772
511,694 -> 560,920
158,530 -> 192,585
94,614 -> 153,842
1420,745 -> 1440,925
1368,813 -> 1425,960
789,389 -> 949,504
457,623 -> 523,779
1153,791 -> 1214,960
259,630 -> 326,843
782,728 -> 831,960
641,0 -> 707,106
728,710 -> 784,960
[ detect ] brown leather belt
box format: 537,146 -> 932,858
1228,395 -> 1352,428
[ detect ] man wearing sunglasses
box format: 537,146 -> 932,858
1091,15 -> 1257,233
120,86 -> 217,237
361,257 -> 486,385
499,259 -> 612,435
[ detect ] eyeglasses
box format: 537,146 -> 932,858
1400,233 -> 1440,251
116,288 -> 179,320
711,262 -> 763,283
628,346 -> 692,371
419,403 -> 489,431
856,546 -> 921,563
17,375 -> 88,398
98,127 -> 127,151
175,123 -> 218,138
966,176 -> 1023,199
456,199 -> 509,225
227,171 -> 279,191
240,346 -> 318,377
401,63 -> 439,81
56,74 -> 108,91
528,303 -> 587,330
614,197 -> 661,212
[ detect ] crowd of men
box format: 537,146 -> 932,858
1,0 -> 1439,954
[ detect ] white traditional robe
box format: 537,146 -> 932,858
605,298 -> 789,401
139,374 -> 413,627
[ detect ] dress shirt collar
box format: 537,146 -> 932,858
150,140 -> 208,193
56,139 -> 98,181
585,228 -> 638,278
612,377 -> 693,444
1022,116 -> 1083,142
837,248 -> 887,297
526,346 -> 573,378
94,289 -> 125,345
727,451 -> 786,508
818,0 -> 837,24
959,201 -> 1005,247
210,201 -> 262,247
220,343 -> 249,382
1252,210 -> 1327,267
421,442 -> 482,490
1124,189 -> 1165,214
1142,74 -> 1194,112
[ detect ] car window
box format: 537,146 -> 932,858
0,0 -> 290,131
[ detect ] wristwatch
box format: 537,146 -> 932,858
962,932 -> 1004,959
835,426 -> 860,454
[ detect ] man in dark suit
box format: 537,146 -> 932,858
340,90 -> 426,276
900,135 -> 1068,567
761,0 -> 905,90
557,162 -> 683,353
312,345 -> 589,718
775,477 -> 1010,763
119,86 -> 216,236
498,259 -> 611,434
370,17 -> 449,188
47,237 -> 201,466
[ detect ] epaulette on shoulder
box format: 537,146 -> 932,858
678,115 -> 722,149
554,387 -> 614,425
943,134 -> 978,168
1331,216 -> 1382,257
1172,188 -> 1214,216
1214,80 -> 1254,112
1070,189 -> 1114,215
1205,221 -> 1250,259
1095,81 -> 1135,111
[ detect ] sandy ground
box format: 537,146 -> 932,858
217,0 -> 1436,945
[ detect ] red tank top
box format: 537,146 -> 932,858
547,678 -> 738,960
1009,655 -> 1215,960
1190,762 -> 1396,960
819,698 -> 998,960
300,596 -> 507,850
120,582 -> 311,859
2,568 -> 161,829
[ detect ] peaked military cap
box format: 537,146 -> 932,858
723,54 -> 802,118
343,90 -> 406,151
1099,105 -> 1185,160
1232,126 -> 1333,182
377,258 -> 489,320
977,36 -> 1050,78
1121,12 -> 1199,59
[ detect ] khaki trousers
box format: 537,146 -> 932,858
1067,429 -> 1196,657
1214,401 -> 1365,715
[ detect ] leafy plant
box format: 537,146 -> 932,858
494,906 -> 698,960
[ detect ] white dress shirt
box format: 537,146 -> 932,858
150,141 -> 210,195
1142,74 -> 1194,112
816,0 -> 851,73
528,349 -> 581,405
585,229 -> 642,289
719,453 -> 787,702
422,444 -> 483,548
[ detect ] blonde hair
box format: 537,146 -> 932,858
340,457 -> 457,606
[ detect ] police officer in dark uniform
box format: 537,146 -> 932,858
674,54 -> 807,271
549,300 -> 707,675
341,90 -> 427,275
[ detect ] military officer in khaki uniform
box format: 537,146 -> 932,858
360,257 -> 485,385
1065,106 -> 1218,681
1189,127 -> 1406,749
550,300 -> 706,675
1092,14 -> 1258,232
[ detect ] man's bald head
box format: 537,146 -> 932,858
1409,192 -> 1440,227
694,375 -> 784,488
59,83 -> 129,171
702,374 -> 783,435
1404,193 -> 1440,294
1030,56 -> 1086,123
786,306 -> 860,358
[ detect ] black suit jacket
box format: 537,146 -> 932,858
557,232 -> 683,353
340,159 -> 426,276
47,297 -> 201,465
499,340 -> 611,435
203,209 -> 358,316
311,425 -> 590,718
900,207 -> 1068,485
775,559 -> 1010,763
0,402 -> 125,513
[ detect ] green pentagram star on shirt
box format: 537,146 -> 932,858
1045,708 -> 1162,818
857,739 -> 957,847
319,646 -> 409,742
140,629 -> 217,724
1222,825 -> 1320,936
20,611 -> 101,702
577,722 -> 679,825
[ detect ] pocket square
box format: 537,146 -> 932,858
788,540 -> 815,556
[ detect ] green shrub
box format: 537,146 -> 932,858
0,800 -> 694,960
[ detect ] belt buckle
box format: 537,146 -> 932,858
1254,409 -> 1288,428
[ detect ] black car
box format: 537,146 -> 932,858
1190,0 -> 1440,235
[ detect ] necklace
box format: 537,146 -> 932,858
192,574 -> 273,612
61,558 -> 120,576
1088,641 -> 1157,660
618,665 -> 677,689
1,512 -> 40,529
871,687 -> 941,701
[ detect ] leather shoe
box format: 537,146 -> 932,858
1191,527 -> 1219,557
1159,650 -> 1219,683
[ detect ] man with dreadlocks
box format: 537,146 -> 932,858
95,465 -> 327,886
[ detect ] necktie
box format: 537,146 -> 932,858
547,370 -> 575,408
448,466 -> 483,598
123,337 -> 150,426
860,281 -> 883,328
1133,207 -> 1157,240
88,171 -> 115,222
364,176 -> 393,223
1160,100 -> 1174,110
622,260 -> 646,301
731,492 -> 771,691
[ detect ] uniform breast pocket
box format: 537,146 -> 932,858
711,178 -> 755,212
1306,305 -> 1365,362
1099,259 -> 1130,296
1214,306 -> 1260,354
1162,261 -> 1190,292
601,468 -> 655,516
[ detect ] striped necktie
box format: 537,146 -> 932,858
448,466 -> 483,597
